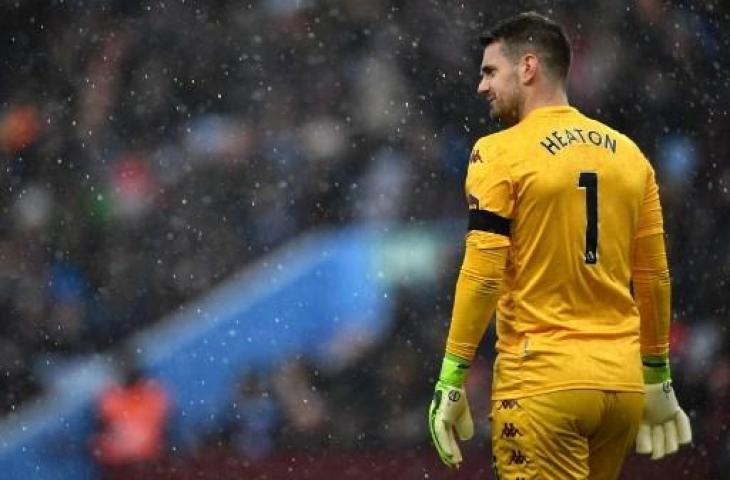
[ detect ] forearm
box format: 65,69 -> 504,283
632,232 -> 671,382
445,232 -> 508,363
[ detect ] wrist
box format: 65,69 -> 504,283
438,353 -> 471,388
642,354 -> 671,384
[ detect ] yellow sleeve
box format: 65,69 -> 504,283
465,137 -> 514,249
445,231 -> 508,361
633,232 -> 671,359
635,158 -> 664,239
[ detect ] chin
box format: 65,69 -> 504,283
491,110 -> 514,126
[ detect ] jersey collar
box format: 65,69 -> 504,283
522,105 -> 578,122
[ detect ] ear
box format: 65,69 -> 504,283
520,53 -> 539,85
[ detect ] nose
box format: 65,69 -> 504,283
477,77 -> 490,97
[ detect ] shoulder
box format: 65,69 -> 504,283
580,113 -> 646,159
470,129 -> 517,165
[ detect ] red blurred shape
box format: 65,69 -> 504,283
1,105 -> 41,152
91,378 -> 169,466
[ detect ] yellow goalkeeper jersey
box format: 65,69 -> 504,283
465,105 -> 664,399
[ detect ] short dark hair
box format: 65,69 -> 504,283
479,12 -> 572,81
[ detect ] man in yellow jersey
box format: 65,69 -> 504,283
427,12 -> 692,480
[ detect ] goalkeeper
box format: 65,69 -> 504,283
428,12 -> 692,480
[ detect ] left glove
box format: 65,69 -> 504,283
635,380 -> 692,460
428,354 -> 473,468
635,356 -> 692,460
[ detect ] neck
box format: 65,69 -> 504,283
519,85 -> 569,120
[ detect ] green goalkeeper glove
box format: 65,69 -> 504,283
428,353 -> 473,468
635,356 -> 692,460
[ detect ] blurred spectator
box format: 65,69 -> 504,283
704,354 -> 730,478
90,351 -> 170,480
272,359 -> 328,451
0,105 -> 41,153
220,371 -> 279,460
0,337 -> 40,413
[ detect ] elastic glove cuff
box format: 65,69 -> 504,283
438,353 -> 470,388
642,354 -> 671,384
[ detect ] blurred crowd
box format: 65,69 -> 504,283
0,0 -> 728,476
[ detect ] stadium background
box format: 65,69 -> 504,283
0,0 -> 728,478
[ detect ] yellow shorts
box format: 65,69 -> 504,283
490,390 -> 643,480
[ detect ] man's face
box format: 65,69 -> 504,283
477,42 -> 522,125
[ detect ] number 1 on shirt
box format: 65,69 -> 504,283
578,172 -> 598,264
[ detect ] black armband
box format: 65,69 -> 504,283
468,209 -> 511,237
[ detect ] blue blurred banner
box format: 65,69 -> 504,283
0,223 -> 459,479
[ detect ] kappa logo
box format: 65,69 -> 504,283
469,149 -> 483,164
501,422 -> 523,438
448,390 -> 461,402
497,399 -> 519,410
508,449 -> 530,465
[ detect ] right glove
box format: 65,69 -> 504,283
635,374 -> 692,460
428,354 -> 474,468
